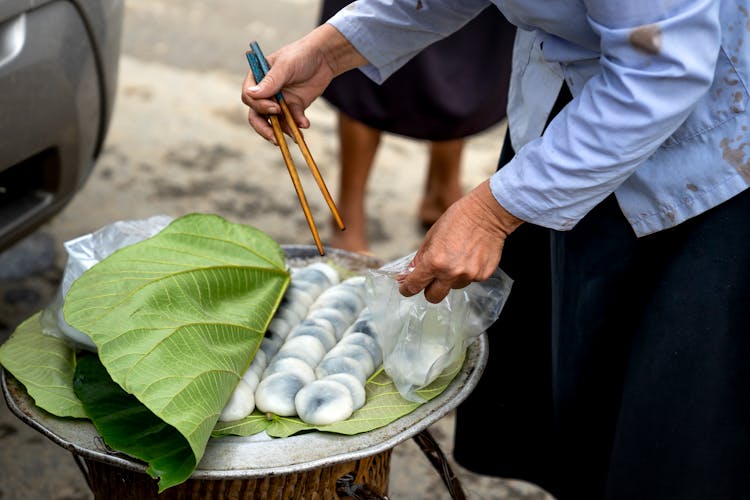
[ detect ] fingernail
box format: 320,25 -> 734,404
247,85 -> 260,93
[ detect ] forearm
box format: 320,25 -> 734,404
494,0 -> 720,230
308,23 -> 369,77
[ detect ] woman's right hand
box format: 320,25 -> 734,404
241,24 -> 367,143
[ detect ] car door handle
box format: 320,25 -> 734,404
0,13 -> 25,70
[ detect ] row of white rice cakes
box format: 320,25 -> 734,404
219,262 -> 382,425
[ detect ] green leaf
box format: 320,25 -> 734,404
73,355 -> 195,492
62,214 -> 289,475
210,413 -> 271,437
0,313 -> 86,418
212,354 -> 464,438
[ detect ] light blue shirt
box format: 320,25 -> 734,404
329,0 -> 750,236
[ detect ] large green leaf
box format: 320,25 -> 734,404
212,354 -> 464,439
74,355 -> 195,492
62,214 -> 289,470
211,413 -> 271,438
0,313 -> 85,418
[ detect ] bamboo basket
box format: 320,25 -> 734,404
80,450 -> 391,499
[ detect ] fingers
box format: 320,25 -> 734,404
243,67 -> 283,105
241,71 -> 277,114
241,70 -> 257,99
285,101 -> 310,130
398,250 -> 466,302
398,260 -> 474,304
424,279 -> 453,305
241,69 -> 277,143
396,185 -> 512,303
398,261 -> 433,298
242,66 -> 312,144
247,109 -> 276,144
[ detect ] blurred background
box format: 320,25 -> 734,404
0,1 -> 552,498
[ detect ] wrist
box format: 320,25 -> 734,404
473,180 -> 524,237
314,23 -> 369,77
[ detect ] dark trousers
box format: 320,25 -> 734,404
453,91 -> 750,499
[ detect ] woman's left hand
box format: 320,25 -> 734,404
398,180 -> 523,303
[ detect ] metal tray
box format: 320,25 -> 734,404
1,245 -> 489,479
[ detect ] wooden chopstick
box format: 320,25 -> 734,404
246,50 -> 325,255
277,99 -> 345,231
250,42 -> 346,232
268,113 -> 325,255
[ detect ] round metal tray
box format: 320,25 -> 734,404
1,245 -> 489,479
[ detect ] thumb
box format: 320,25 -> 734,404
247,67 -> 285,100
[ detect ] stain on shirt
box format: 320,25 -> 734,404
629,24 -> 662,55
720,135 -> 750,183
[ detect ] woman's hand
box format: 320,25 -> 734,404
398,180 -> 523,303
241,24 -> 367,143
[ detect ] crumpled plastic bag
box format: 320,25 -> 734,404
40,215 -> 174,351
364,252 -> 512,402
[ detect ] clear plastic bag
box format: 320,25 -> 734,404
364,252 -> 513,402
40,215 -> 174,351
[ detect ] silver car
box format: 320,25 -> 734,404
0,0 -> 123,250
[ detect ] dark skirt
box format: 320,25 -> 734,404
319,2 -> 515,140
453,92 -> 750,499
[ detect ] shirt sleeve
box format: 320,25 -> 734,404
490,0 -> 721,230
327,0 -> 490,84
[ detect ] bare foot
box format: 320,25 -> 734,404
330,228 -> 370,254
330,114 -> 378,255
420,139 -> 465,228
329,213 -> 370,254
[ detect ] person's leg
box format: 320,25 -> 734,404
548,190 -> 750,500
453,130 -> 556,492
330,112 -> 381,253
600,189 -> 750,499
545,195 -> 643,499
419,138 -> 465,228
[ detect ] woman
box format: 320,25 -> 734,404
242,1 -> 750,498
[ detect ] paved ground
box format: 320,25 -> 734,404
0,1 -> 554,498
